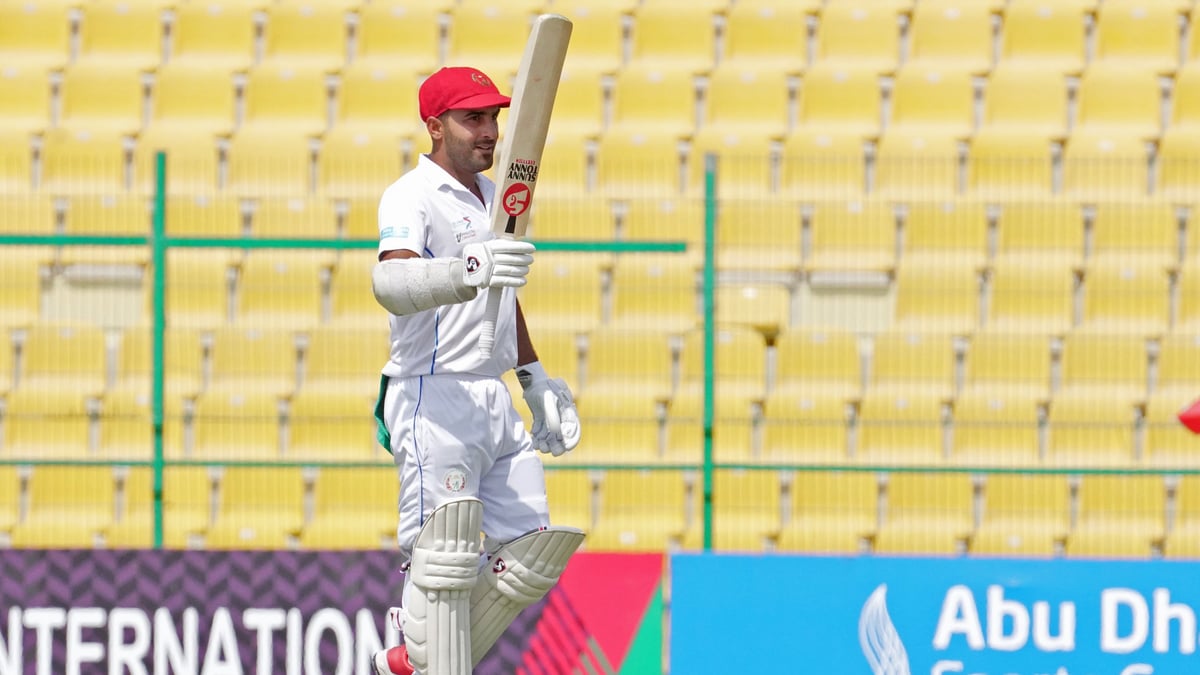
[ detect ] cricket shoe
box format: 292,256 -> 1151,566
372,645 -> 415,675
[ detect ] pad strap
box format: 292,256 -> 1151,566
469,527 -> 585,665
373,257 -> 478,316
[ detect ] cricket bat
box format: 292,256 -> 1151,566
478,13 -> 572,358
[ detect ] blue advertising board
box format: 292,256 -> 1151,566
671,554 -> 1200,675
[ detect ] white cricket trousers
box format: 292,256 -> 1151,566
382,373 -> 550,561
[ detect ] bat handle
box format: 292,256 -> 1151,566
479,289 -> 503,358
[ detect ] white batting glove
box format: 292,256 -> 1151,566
462,239 -> 535,289
516,361 -> 580,457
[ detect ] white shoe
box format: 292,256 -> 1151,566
372,646 -> 415,675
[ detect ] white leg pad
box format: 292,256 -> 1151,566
404,498 -> 484,675
469,526 -> 585,666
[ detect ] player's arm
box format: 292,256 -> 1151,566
372,240 -> 536,316
515,300 -> 580,455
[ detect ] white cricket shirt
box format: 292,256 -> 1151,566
377,154 -> 519,378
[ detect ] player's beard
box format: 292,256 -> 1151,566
446,129 -> 495,175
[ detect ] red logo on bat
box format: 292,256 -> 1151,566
502,183 -> 531,217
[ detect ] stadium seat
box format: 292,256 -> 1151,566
168,1 -> 257,71
3,389 -> 92,460
715,284 -> 792,336
302,328 -> 389,396
780,131 -> 868,201
985,258 -> 1077,336
327,250 -> 387,329
676,326 -> 767,416
191,390 -> 283,461
0,131 -> 34,195
0,467 -> 18,535
238,64 -> 330,139
207,327 -> 299,397
761,393 -> 850,465
0,0 -> 71,71
971,474 -> 1069,556
354,2 -> 441,75
567,411 -> 661,465
1156,332 -> 1200,398
619,197 -> 705,253
777,470 -> 878,553
9,466 -> 114,548
147,63 -> 237,138
1074,63 -> 1164,140
793,64 -> 883,139
868,331 -> 958,401
541,68 -> 605,141
535,134 -> 592,197
966,131 -> 1055,201
1077,259 -> 1171,338
903,200 -> 989,271
0,329 -> 12,394
1089,202 -> 1181,270
164,248 -> 232,328
887,65 -> 977,139
906,0 -> 995,73
1156,132 -> 1200,201
1066,474 -> 1165,559
335,63 -> 422,143
608,67 -> 698,137
805,201 -> 895,274
1092,0 -> 1182,74
40,130 -> 127,196
260,2 -> 348,72
582,327 -> 675,410
720,2 -> 810,73
136,130 -> 222,196
19,322 -> 108,398
978,64 -> 1070,141
812,0 -> 904,75
856,392 -> 946,466
301,467 -> 398,549
288,390 -> 380,462
554,1 -> 625,73
772,327 -> 863,403
698,469 -> 782,552
626,3 -> 716,74
77,1 -> 163,71
961,332 -> 1053,401
712,200 -> 802,274
250,197 -> 338,240
1180,266 -> 1200,333
587,469 -> 690,551
544,469 -> 593,533
106,466 -> 212,549
609,252 -> 699,332
1165,475 -> 1200,558
998,0 -> 1088,75
1057,333 -> 1149,405
206,467 -> 305,549
891,264 -> 980,336
60,194 -> 152,266
225,133 -> 314,198
529,195 -> 615,241
874,472 -> 974,554
1143,389 -> 1200,467
873,131 -> 962,200
97,388 -> 187,460
0,66 -> 52,134
994,201 -> 1085,269
517,251 -> 606,333
688,133 -> 774,199
951,390 -> 1042,467
664,397 -> 753,464
594,131 -> 685,198
233,250 -> 327,329
1046,396 -> 1138,467
0,254 -> 44,331
445,4 -> 536,78
111,327 -> 204,400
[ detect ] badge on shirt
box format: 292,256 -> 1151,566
452,215 -> 477,243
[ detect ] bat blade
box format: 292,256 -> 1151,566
479,13 -> 572,357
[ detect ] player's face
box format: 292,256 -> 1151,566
442,106 -> 502,174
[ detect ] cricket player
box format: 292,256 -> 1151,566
369,66 -> 585,675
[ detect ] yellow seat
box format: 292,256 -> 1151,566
761,393 -> 850,465
779,130 -> 867,201
966,130 -> 1056,200
676,326 -> 766,417
445,4 -> 535,78
20,322 -> 108,398
0,466 -> 18,534
0,66 -> 52,134
40,129 -> 127,196
587,469 -> 690,552
777,470 -> 878,554
985,259 -> 1076,336
609,253 -> 698,332
714,283 -> 791,337
3,389 -> 92,460
813,0 -> 903,75
0,253 -> 43,331
147,63 -> 237,138
1074,63 -> 1164,140
696,469 -> 781,552
10,466 -> 114,548
169,1 -> 255,71
608,67 -> 698,138
106,466 -> 213,548
225,132 -> 313,198
191,390 -> 282,461
301,467 -> 398,549
857,392 -> 946,466
164,248 -> 232,329
553,2 -> 624,73
874,472 -> 974,554
887,65 -> 977,139
354,3 -> 440,75
1144,389 -> 1200,467
1057,333 -> 1148,406
906,0 -> 994,73
0,131 -> 34,194
111,327 -> 204,400
250,197 -> 338,240
207,327 -> 298,398
233,250 -> 327,329
327,250 -> 386,329
971,474 -> 1069,556
1046,396 -> 1137,467
713,200 -> 802,274
238,64 -> 329,140
806,200 -> 895,274
793,64 -> 882,140
206,467 -> 305,549
544,67 -> 606,139
1170,60 -> 1200,137
303,328 -> 389,396
1156,332 -> 1200,398
873,131 -> 961,200
868,331 -> 958,400
534,134 -> 591,198
96,389 -> 186,460
1066,474 -> 1165,559
1090,202 -> 1180,270
979,64 -> 1070,141
565,413 -> 661,465
994,201 -> 1084,269
260,2 -> 348,72
999,0 -> 1088,75
772,327 -> 862,403
721,3 -> 810,73
1093,0 -> 1182,75
1156,131 -> 1200,201
136,129 -> 221,197
318,129 -> 405,200
1165,475 -> 1200,558
962,332 -> 1052,401
1078,260 -> 1170,338
529,195 -> 615,241
664,399 -> 752,464
0,329 -> 12,394
625,3 -> 716,74
688,132 -> 774,199
0,1 -> 71,71
892,264 -> 980,336
620,197 -> 705,252
594,131 -> 684,199
1179,266 -> 1200,333
287,389 -> 379,462
518,251 -> 606,333
77,1 -> 163,71
582,327 -> 674,407
335,62 -> 421,142
544,469 -> 593,533
950,390 -> 1042,467
61,194 -> 152,266
903,201 -> 989,272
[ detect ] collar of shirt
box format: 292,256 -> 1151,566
417,154 -> 496,208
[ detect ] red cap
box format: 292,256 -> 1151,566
418,67 -> 511,121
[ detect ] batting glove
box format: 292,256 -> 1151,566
517,361 -> 580,457
462,239 -> 535,289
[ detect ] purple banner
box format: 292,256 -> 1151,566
0,549 -> 549,675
